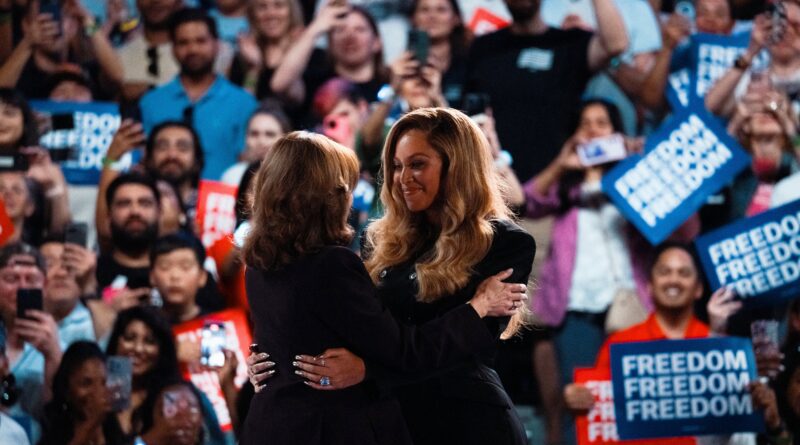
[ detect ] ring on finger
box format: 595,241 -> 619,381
320,376 -> 331,386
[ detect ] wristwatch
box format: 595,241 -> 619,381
734,54 -> 751,71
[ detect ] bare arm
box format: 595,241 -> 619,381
270,1 -> 348,103
587,0 -> 629,72
638,13 -> 691,110
95,120 -> 145,245
0,12 -> 57,87
705,14 -> 768,117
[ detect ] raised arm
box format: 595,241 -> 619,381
705,14 -> 768,117
638,14 -> 691,111
587,0 -> 629,72
270,1 -> 349,103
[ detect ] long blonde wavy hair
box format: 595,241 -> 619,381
365,107 -> 517,305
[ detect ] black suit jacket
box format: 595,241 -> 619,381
240,246 -> 496,445
373,219 -> 536,445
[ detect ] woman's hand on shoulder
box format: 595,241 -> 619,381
469,269 -> 527,318
293,348 -> 366,390
247,345 -> 276,393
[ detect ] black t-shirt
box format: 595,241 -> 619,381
465,27 -> 593,183
95,253 -> 226,312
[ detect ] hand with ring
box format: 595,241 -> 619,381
292,347 -> 366,390
247,344 -> 276,393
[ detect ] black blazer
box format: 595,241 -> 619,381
240,246 -> 496,445
373,219 -> 536,445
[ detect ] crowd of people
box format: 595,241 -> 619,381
0,0 -> 799,443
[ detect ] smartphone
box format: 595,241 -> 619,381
674,0 -> 695,22
0,153 -> 29,172
407,29 -> 430,64
39,0 -> 62,35
16,288 -> 43,319
106,356 -> 132,412
200,321 -> 227,368
577,134 -> 627,167
462,93 -> 490,118
65,222 -> 88,247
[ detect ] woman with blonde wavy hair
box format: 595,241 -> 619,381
253,108 -> 536,445
239,130 -> 526,445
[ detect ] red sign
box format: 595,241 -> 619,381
173,309 -> 252,432
574,368 -> 695,445
196,180 -> 238,248
0,198 -> 14,246
467,7 -> 510,36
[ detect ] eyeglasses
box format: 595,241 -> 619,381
147,46 -> 159,77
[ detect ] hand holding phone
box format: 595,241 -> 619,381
576,134 -> 627,167
407,29 -> 430,65
200,321 -> 227,368
106,356 -> 133,412
16,288 -> 43,319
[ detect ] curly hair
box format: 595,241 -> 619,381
365,107 -> 511,302
242,131 -> 360,271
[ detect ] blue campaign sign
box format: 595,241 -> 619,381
695,198 -> 800,304
666,68 -> 692,110
690,32 -> 750,101
30,101 -> 127,185
602,107 -> 750,245
610,337 -> 763,440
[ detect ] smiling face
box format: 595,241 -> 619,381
0,102 -> 24,148
329,11 -> 381,70
649,248 -> 704,313
695,0 -> 733,35
391,130 -> 444,214
251,0 -> 292,39
412,0 -> 460,41
115,320 -> 160,377
577,103 -> 615,140
68,358 -> 110,417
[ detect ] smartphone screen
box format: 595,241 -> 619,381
200,322 -> 227,368
16,288 -> 43,319
106,356 -> 132,412
65,222 -> 89,247
577,134 -> 627,167
407,29 -> 430,64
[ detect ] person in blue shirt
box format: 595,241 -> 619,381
140,8 -> 258,180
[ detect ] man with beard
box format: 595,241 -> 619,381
144,121 -> 203,218
0,0 -> 123,100
464,0 -> 628,184
139,8 -> 257,180
95,173 -> 161,311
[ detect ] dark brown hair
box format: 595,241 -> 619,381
242,132 -> 359,271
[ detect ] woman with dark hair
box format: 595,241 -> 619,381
39,341 -> 126,445
524,99 -> 699,443
270,3 -> 388,116
0,88 -> 70,245
105,306 -> 181,439
137,379 -> 207,445
0,88 -> 39,152
409,0 -> 470,105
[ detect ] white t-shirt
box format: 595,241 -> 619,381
0,411 -> 30,445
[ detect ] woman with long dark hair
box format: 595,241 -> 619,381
39,341 -> 126,445
105,307 -> 180,438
